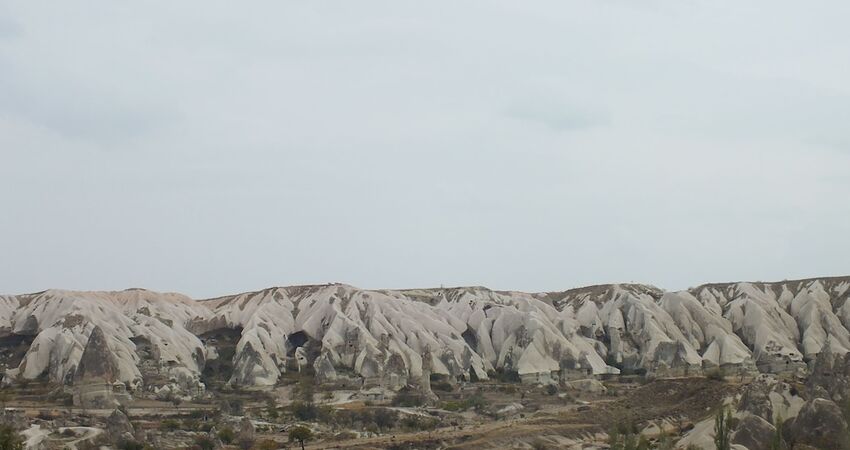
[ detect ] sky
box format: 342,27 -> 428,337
1,1 -> 849,298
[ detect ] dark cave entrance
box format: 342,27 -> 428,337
286,331 -> 310,357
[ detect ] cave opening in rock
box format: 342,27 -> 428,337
286,331 -> 310,357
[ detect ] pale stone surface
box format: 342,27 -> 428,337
1,277 -> 849,391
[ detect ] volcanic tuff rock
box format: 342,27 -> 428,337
0,277 -> 848,393
784,397 -> 850,450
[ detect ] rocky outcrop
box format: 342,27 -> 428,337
74,326 -> 118,384
0,276 -> 849,392
238,416 -> 255,445
785,398 -> 850,450
807,347 -> 850,403
106,409 -> 134,440
737,375 -> 804,424
731,414 -> 779,450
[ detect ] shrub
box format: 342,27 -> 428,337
292,401 -> 318,421
429,374 -> 454,392
116,439 -> 145,450
182,418 -> 200,431
217,426 -> 235,444
193,436 -> 216,450
531,439 -> 549,450
608,428 -> 650,450
707,369 -> 725,381
391,388 -> 426,407
440,392 -> 488,412
490,368 -> 521,383
160,419 -> 180,432
400,415 -> 438,431
545,384 -> 558,396
441,401 -> 465,411
373,408 -> 398,432
254,439 -> 279,450
294,378 -> 316,403
465,391 -> 488,412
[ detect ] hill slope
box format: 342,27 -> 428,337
1,277 -> 848,396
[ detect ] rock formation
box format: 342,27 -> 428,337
0,276 -> 848,394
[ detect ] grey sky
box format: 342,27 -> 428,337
2,1 -> 849,298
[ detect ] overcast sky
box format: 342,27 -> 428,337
1,1 -> 849,298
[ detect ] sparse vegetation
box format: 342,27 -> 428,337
193,435 -> 216,450
429,373 -> 453,392
531,439 -> 550,450
608,422 -> 649,450
714,407 -> 732,450
253,439 -> 279,450
489,368 -> 521,383
391,386 -> 427,407
0,425 -> 23,450
288,426 -> 313,450
373,407 -> 398,432
116,439 -> 145,450
291,401 -> 318,421
217,426 -> 235,444
706,369 -> 726,381
770,414 -> 784,450
160,418 -> 180,431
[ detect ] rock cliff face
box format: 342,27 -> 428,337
0,276 -> 848,393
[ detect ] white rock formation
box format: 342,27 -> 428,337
0,276 -> 847,391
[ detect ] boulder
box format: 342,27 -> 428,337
106,409 -> 134,438
74,326 -> 119,383
238,416 -> 255,443
731,414 -> 779,450
738,377 -> 774,420
785,398 -> 850,450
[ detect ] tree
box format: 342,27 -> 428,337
171,395 -> 183,411
0,425 -> 23,450
770,414 -> 784,450
373,408 -> 398,432
0,390 -> 9,412
714,407 -> 732,450
265,398 -> 279,420
292,401 -> 318,421
288,426 -> 313,450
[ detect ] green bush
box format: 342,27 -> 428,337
441,401 -> 465,411
193,435 -> 216,450
217,426 -> 235,444
116,439 -> 145,450
706,369 -> 726,381
160,419 -> 180,432
489,368 -> 521,383
289,426 -> 314,450
391,388 -> 426,407
292,401 -> 318,421
372,408 -> 398,431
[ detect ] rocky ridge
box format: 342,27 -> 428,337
0,276 -> 848,396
